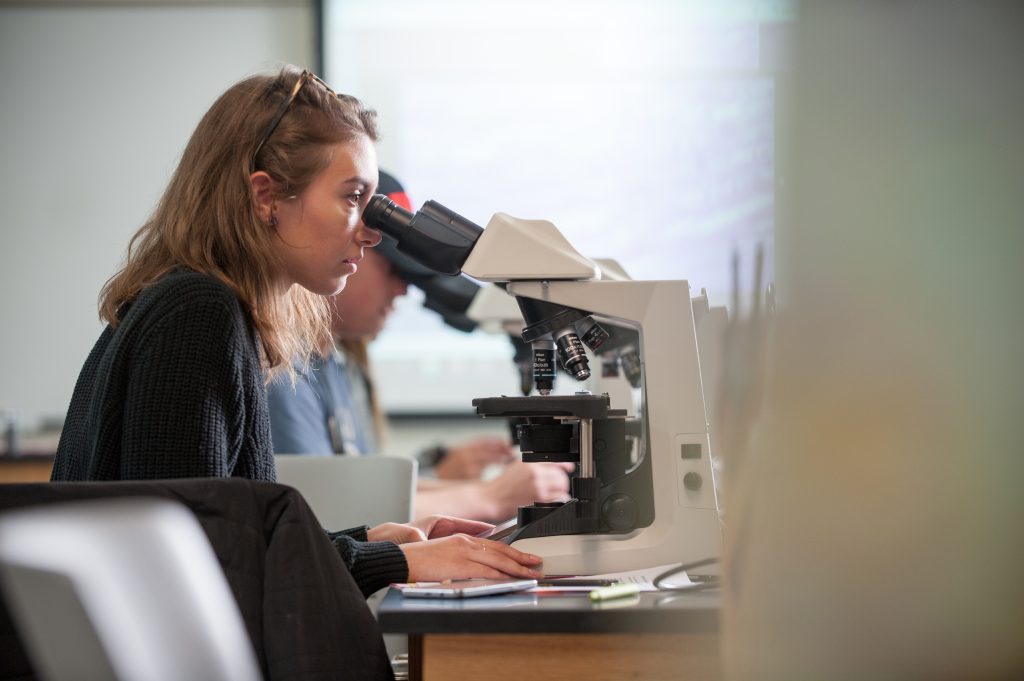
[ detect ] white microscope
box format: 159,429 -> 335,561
364,197 -> 723,576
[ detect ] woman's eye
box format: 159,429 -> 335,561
346,192 -> 364,205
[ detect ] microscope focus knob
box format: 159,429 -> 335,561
683,472 -> 703,491
602,493 -> 638,531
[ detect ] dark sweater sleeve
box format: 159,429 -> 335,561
327,527 -> 409,597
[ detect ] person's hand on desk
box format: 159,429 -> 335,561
367,515 -> 494,544
482,461 -> 574,520
433,436 -> 517,480
401,534 -> 544,581
411,514 -> 494,539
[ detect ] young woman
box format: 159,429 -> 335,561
50,66 -> 543,596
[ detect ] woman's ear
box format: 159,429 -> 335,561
249,171 -> 277,223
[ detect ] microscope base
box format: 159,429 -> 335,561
512,507 -> 722,576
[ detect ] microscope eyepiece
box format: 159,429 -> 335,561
362,195 -> 483,276
363,194 -> 414,242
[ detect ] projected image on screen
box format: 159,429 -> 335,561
323,0 -> 792,412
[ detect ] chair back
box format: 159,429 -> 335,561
0,498 -> 261,681
274,454 -> 417,528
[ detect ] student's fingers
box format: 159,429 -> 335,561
484,441 -> 517,464
530,464 -> 572,501
416,515 -> 494,539
391,527 -> 427,544
460,437 -> 516,464
541,464 -> 572,487
442,517 -> 494,537
471,536 -> 543,567
479,441 -> 513,459
402,534 -> 540,581
367,522 -> 427,544
436,442 -> 511,480
473,436 -> 515,452
467,537 -> 544,578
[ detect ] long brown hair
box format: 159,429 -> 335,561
338,337 -> 388,448
99,66 -> 378,378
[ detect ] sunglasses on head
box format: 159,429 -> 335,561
250,69 -> 337,174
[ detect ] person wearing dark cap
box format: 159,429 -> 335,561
267,171 -> 573,522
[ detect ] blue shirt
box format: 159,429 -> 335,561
267,348 -> 378,456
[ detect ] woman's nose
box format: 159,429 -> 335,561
359,221 -> 383,247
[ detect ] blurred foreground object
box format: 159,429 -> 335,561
0,498 -> 260,681
723,2 -> 1024,679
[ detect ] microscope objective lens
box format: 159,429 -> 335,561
555,331 -> 591,381
579,321 -> 610,351
532,342 -> 556,394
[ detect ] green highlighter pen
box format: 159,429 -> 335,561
589,582 -> 641,602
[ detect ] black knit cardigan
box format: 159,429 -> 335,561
51,269 -> 407,595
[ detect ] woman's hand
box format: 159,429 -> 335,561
434,437 -> 516,480
482,461 -> 574,520
367,515 -> 494,544
400,534 -> 544,582
409,514 -> 494,539
367,522 -> 426,545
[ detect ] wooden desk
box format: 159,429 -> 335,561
1,433 -> 58,482
0,455 -> 54,482
377,587 -> 721,681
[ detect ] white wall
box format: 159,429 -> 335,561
0,1 -> 314,431
322,0 -> 791,414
